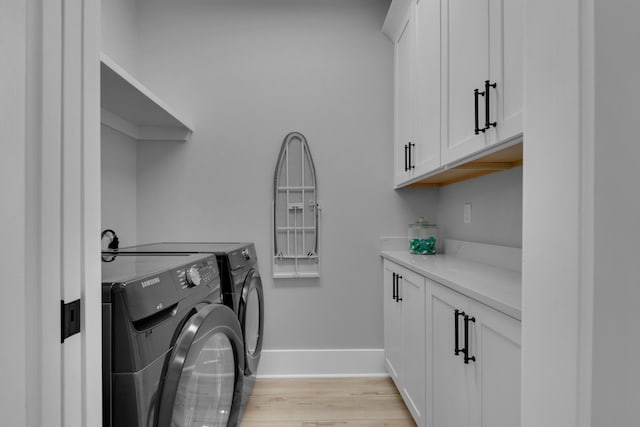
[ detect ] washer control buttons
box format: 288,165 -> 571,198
185,265 -> 202,287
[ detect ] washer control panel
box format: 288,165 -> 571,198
111,254 -> 220,322
228,244 -> 257,270
176,257 -> 217,290
185,265 -> 202,287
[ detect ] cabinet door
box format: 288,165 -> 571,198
394,5 -> 417,186
488,0 -> 523,145
468,301 -> 521,427
414,0 -> 442,176
400,269 -> 426,426
383,261 -> 403,386
427,281 -> 472,427
442,0 -> 490,164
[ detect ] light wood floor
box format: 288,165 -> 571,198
240,377 -> 417,427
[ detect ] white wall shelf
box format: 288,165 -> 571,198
100,53 -> 193,142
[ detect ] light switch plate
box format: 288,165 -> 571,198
464,202 -> 471,224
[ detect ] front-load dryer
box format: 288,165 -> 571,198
105,242 -> 264,419
101,253 -> 245,427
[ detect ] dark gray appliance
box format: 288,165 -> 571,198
105,242 -> 264,418
102,253 -> 244,427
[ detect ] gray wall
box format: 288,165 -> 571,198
131,0 -> 437,350
100,0 -> 140,247
101,126 -> 138,247
592,0 -> 640,424
101,0 -> 138,73
436,166 -> 523,248
99,0 -> 521,352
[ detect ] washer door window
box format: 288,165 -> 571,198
240,270 -> 264,375
157,304 -> 244,427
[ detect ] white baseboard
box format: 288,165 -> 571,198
256,348 -> 387,378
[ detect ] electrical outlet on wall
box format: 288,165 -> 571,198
464,202 -> 471,224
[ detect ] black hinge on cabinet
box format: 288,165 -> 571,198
61,299 -> 81,343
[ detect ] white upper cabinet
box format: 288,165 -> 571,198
383,0 -> 523,187
442,0 -> 490,163
489,0 -> 524,146
414,0 -> 442,176
442,0 -> 523,164
394,6 -> 417,186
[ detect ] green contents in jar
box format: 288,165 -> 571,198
409,237 -> 437,255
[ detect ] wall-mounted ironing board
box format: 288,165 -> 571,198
272,131 -> 320,278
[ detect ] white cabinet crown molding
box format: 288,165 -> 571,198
382,0 -> 414,42
100,53 -> 193,142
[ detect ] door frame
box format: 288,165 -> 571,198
49,0 -> 102,425
6,0 -> 102,425
1,0 -> 31,424
522,0 -> 595,426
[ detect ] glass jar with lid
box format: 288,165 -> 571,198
409,217 -> 438,255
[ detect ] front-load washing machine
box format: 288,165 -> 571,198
102,253 -> 245,427
105,242 -> 264,418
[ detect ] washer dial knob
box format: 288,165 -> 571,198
185,265 -> 202,287
241,249 -> 251,260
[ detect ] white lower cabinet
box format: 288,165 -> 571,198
383,259 -> 521,427
383,260 -> 403,385
429,281 -> 472,427
427,279 -> 521,427
401,268 -> 426,425
469,298 -> 521,427
383,260 -> 426,426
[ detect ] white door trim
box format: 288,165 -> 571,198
41,0 -> 64,425
80,0 -> 102,424
0,0 -> 29,424
522,0 -> 595,426
577,1 -> 595,426
39,0 -> 101,425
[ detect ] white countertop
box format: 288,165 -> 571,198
381,249 -> 522,320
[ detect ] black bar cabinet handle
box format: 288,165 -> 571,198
484,80 -> 497,131
404,144 -> 408,171
392,273 -> 397,301
412,144 -> 415,169
464,314 -> 476,364
408,143 -> 415,169
454,309 -> 465,356
396,275 -> 402,302
474,89 -> 484,135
